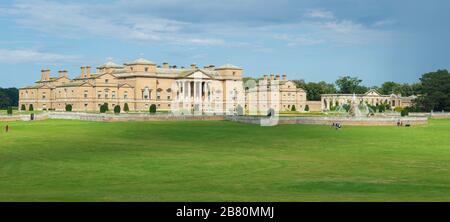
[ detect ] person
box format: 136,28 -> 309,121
5,125 -> 9,133
397,119 -> 401,127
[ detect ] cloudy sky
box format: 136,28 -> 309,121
0,0 -> 449,87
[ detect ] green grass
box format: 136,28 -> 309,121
1,119 -> 450,201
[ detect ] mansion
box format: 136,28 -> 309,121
19,58 -> 312,114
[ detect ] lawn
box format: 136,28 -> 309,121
1,119 -> 450,201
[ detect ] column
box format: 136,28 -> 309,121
194,81 -> 198,101
188,81 -> 191,100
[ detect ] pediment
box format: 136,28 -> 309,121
185,70 -> 212,79
364,89 -> 381,96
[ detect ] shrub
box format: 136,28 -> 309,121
149,104 -> 157,113
21,104 -> 26,111
291,105 -> 296,111
100,103 -> 108,113
65,104 -> 72,112
394,106 -> 403,113
401,109 -> 409,116
29,104 -> 34,111
7,106 -> 13,115
114,105 -> 121,114
123,103 -> 129,112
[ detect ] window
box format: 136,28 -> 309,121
42,92 -> 46,99
105,79 -> 109,83
84,90 -> 88,98
156,91 -> 161,100
145,67 -> 149,72
167,95 -> 171,100
124,91 -> 128,99
131,67 -> 134,71
143,87 -> 150,100
112,91 -> 116,99
84,104 -> 88,107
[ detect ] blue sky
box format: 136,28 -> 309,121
0,0 -> 449,87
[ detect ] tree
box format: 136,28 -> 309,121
379,81 -> 401,95
379,82 -> 421,96
416,69 -> 450,111
29,104 -> 34,111
114,105 -> 121,114
0,88 -> 19,109
292,80 -> 336,101
65,104 -> 72,112
149,104 -> 157,113
123,103 -> 129,112
335,76 -> 367,94
7,106 -> 13,115
291,105 -> 296,111
21,104 -> 26,111
304,105 -> 309,112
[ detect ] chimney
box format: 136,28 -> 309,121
80,66 -> 86,78
58,70 -> 68,78
191,64 -> 197,69
263,74 -> 268,81
270,74 -> 275,81
85,66 -> 91,78
276,74 -> 280,80
162,62 -> 169,69
41,69 -> 50,81
282,74 -> 287,80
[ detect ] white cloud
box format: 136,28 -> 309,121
0,48 -> 80,64
306,9 -> 334,19
1,1 -> 393,49
275,34 -> 324,46
2,0 -> 225,46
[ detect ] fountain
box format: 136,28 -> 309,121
333,93 -> 375,117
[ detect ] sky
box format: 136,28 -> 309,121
0,0 -> 449,87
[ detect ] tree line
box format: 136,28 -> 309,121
0,87 -> 18,109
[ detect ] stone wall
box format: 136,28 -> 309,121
225,116 -> 428,126
409,112 -> 450,119
305,101 -> 322,112
44,112 -> 225,122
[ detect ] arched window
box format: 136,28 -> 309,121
156,88 -> 162,100
143,87 -> 150,100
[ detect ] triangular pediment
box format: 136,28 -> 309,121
365,89 -> 381,96
182,70 -> 213,79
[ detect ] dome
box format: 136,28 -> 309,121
216,64 -> 242,70
98,61 -> 123,68
125,58 -> 156,65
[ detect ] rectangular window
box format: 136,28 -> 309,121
112,91 -> 116,99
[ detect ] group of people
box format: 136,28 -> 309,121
332,122 -> 342,130
397,119 -> 411,127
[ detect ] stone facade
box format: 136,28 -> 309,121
19,59 -> 245,114
244,74 -> 308,114
321,89 -> 416,111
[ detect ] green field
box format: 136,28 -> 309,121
1,119 -> 450,201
